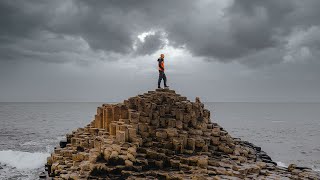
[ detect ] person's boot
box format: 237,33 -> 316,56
158,85 -> 161,89
164,85 -> 169,88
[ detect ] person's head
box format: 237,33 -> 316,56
160,54 -> 165,59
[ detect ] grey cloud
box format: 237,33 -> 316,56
238,48 -> 285,68
134,32 -> 166,56
0,0 -> 137,63
0,1 -> 49,38
166,0 -> 294,62
56,0 -> 194,53
165,0 -> 320,66
1,0 -> 320,67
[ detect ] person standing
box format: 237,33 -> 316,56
158,54 -> 169,88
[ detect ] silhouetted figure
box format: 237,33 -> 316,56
158,54 -> 169,88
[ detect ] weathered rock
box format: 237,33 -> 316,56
45,88 -> 320,179
156,130 -> 167,139
288,163 -> 297,172
197,156 -> 209,168
110,151 -> 119,159
125,160 -> 133,167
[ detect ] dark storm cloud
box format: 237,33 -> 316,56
0,0 -> 194,62
0,1 -> 50,38
49,0 -> 194,54
1,0 -> 320,67
165,0 -> 320,66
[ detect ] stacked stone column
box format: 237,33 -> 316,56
45,88 -> 320,179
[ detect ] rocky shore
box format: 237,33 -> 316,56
44,89 -> 320,179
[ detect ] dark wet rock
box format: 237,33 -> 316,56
59,140 -> 67,148
296,166 -> 312,170
39,172 -> 46,179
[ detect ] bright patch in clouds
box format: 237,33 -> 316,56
137,31 -> 156,42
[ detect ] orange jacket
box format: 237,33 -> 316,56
158,58 -> 164,71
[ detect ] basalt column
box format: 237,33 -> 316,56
45,88 -> 320,180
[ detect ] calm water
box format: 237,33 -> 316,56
0,102 -> 319,179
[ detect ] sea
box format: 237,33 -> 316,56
0,102 -> 319,179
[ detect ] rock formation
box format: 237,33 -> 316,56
45,89 -> 320,179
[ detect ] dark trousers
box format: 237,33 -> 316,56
158,70 -> 167,87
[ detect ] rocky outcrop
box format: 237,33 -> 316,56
45,88 -> 320,179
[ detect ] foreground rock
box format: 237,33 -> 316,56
45,89 -> 320,179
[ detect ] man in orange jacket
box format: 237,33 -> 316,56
158,54 -> 169,88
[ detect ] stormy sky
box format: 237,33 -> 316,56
0,0 -> 320,102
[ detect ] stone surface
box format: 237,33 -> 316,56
45,88 -> 320,179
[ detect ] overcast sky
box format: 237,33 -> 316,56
1,0 -> 320,102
